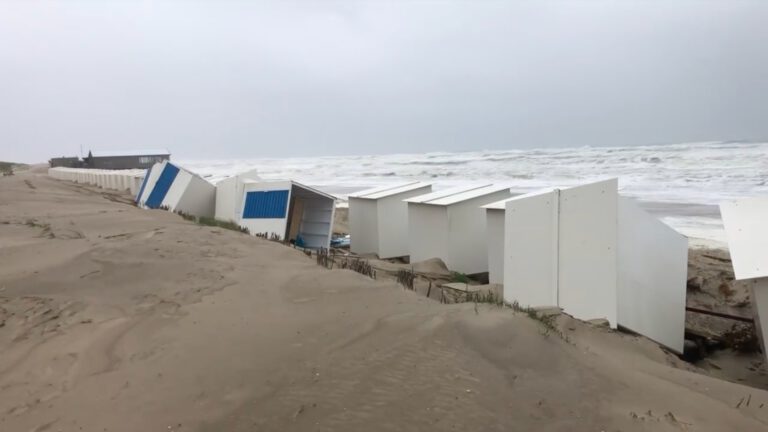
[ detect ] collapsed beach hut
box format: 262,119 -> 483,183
236,180 -> 336,249
214,169 -> 261,223
503,179 -> 687,352
349,182 -> 433,259
136,161 -> 215,218
406,185 -> 514,275
720,197 -> 768,363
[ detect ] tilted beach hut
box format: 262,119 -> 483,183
214,169 -> 261,223
406,184 -> 514,274
136,161 -> 215,218
720,197 -> 768,363
237,180 -> 336,249
502,179 -> 688,352
349,182 -> 433,259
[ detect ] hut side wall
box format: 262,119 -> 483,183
295,192 -> 335,249
349,197 -> 379,255
558,179 -> 618,328
720,198 -> 768,280
407,204 -> 449,266
503,190 -> 559,308
486,209 -> 505,285
617,197 -> 687,353
444,190 -> 513,275
214,176 -> 239,222
375,185 -> 432,259
175,175 -> 216,218
751,279 -> 768,360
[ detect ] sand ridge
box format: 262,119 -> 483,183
1,172 -> 767,431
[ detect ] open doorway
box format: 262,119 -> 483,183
284,183 -> 335,249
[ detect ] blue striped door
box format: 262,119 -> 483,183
145,164 -> 180,209
242,190 -> 289,218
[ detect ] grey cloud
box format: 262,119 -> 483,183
1,1 -> 766,163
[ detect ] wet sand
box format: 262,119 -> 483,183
1,171 -> 767,431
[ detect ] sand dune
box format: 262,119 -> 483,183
1,172 -> 767,431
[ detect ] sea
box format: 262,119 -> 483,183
179,141 -> 768,246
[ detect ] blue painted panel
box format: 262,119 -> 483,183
145,163 -> 179,209
135,167 -> 151,203
242,190 -> 289,219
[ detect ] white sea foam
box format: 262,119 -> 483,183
178,141 -> 768,242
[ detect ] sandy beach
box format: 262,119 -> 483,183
1,169 -> 767,431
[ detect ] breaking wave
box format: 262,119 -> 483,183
178,141 -> 768,242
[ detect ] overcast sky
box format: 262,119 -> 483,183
1,1 -> 766,163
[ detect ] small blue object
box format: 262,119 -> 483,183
295,234 -> 305,247
331,235 -> 350,247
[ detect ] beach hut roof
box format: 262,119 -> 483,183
481,188 -> 559,209
89,149 -> 170,157
242,179 -> 336,201
406,184 -> 512,206
209,168 -> 260,185
480,193 -> 528,210
349,181 -> 431,200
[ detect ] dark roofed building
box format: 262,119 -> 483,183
85,149 -> 171,170
49,157 -> 83,168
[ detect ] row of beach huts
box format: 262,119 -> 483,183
48,163 -> 768,363
50,161 -> 337,249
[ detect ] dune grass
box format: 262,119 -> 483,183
451,271 -> 471,283
174,211 -> 250,234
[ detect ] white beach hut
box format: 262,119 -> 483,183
214,169 -> 262,223
49,167 -> 146,195
136,161 -> 216,218
481,195 -> 523,285
406,185 -> 514,275
349,182 -> 433,259
234,180 -> 336,249
720,197 -> 768,363
502,179 -> 688,352
127,170 -> 146,196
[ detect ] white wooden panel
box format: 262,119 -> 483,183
618,197 -> 687,353
349,198 -> 379,255
558,179 -> 618,327
720,198 -> 768,280
376,185 -> 432,259
298,196 -> 334,249
129,176 -> 142,196
137,163 -> 164,207
176,176 -> 216,218
503,190 -> 559,308
214,176 -> 238,222
162,169 -> 193,211
446,190 -> 513,274
486,209 -> 505,285
240,218 -> 288,238
751,279 -> 768,364
407,204 -> 449,265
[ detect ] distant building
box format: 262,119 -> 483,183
85,149 -> 171,170
49,157 -> 83,168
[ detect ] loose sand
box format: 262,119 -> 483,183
1,171 -> 768,431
